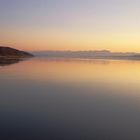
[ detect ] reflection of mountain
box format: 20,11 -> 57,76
33,50 -> 140,60
0,57 -> 22,66
0,46 -> 33,66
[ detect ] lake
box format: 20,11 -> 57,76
1,57 -> 140,140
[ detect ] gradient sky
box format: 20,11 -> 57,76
1,0 -> 140,52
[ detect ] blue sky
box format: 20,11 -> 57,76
1,0 -> 140,51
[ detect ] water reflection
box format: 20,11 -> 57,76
0,57 -> 23,66
1,58 -> 140,140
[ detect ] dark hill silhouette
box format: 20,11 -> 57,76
0,46 -> 33,58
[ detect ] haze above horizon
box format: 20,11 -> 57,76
1,0 -> 140,52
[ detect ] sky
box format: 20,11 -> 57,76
1,0 -> 140,52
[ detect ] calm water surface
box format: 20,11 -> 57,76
1,57 -> 140,140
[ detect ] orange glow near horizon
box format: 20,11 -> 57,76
1,0 -> 140,53
1,29 -> 140,53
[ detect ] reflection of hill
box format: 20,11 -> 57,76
0,46 -> 34,66
0,57 -> 22,66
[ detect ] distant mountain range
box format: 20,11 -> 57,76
1,46 -> 140,60
0,46 -> 33,58
33,50 -> 140,60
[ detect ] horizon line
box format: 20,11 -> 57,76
30,49 -> 140,54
